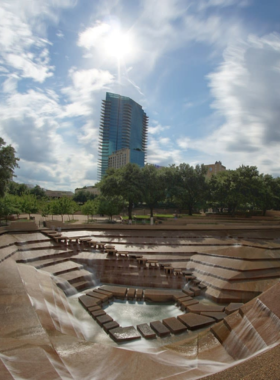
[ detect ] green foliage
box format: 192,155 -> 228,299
73,190 -> 96,204
99,163 -> 143,220
0,195 -> 21,223
8,181 -> 29,196
141,164 -> 167,217
0,138 -> 20,197
40,201 -> 52,218
97,195 -> 125,220
209,166 -> 264,215
51,197 -> 74,222
81,200 -> 99,221
255,174 -> 280,215
165,163 -> 208,215
20,195 -> 38,217
30,185 -> 46,199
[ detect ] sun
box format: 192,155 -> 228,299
104,26 -> 134,62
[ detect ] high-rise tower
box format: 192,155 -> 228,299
98,92 -> 148,179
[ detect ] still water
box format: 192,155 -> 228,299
68,291 -> 201,350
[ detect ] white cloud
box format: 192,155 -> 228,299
149,123 -> 170,135
177,32 -> 280,174
196,0 -> 250,11
147,135 -> 182,166
0,0 -> 76,83
56,30 -> 64,38
61,68 -> 114,117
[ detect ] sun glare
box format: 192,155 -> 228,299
105,27 -> 133,61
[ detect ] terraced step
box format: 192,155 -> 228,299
17,249 -> 74,262
41,261 -> 83,275
58,269 -> 94,284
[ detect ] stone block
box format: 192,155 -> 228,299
145,290 -> 174,302
91,310 -> 106,319
200,311 -> 227,321
224,311 -> 243,331
225,303 -> 244,315
96,289 -> 113,299
86,291 -> 108,303
189,286 -> 201,296
79,295 -> 101,309
178,313 -> 215,330
127,288 -> 136,299
198,283 -> 207,290
96,314 -> 113,326
137,323 -> 156,339
210,321 -> 231,344
109,326 -> 141,342
183,289 -> 195,297
187,304 -> 225,314
150,320 -> 171,337
181,299 -> 199,309
135,289 -> 143,299
103,321 -> 119,333
162,317 -> 187,334
100,285 -> 127,299
87,305 -> 102,312
177,296 -> 193,305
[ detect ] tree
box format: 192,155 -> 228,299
0,138 -> 19,197
52,197 -> 73,222
0,195 -> 21,224
73,190 -> 96,204
209,166 -> 261,215
30,185 -> 46,199
40,201 -> 52,220
20,195 -> 38,219
140,164 -> 167,218
166,164 -> 208,215
81,200 -> 99,221
255,174 -> 279,216
99,163 -> 143,221
8,181 -> 29,196
97,195 -> 125,220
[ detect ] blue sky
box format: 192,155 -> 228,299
1,0 -> 280,191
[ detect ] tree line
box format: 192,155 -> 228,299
99,163 -> 280,218
1,137 -> 280,222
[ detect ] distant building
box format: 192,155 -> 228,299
205,161 -> 226,179
108,148 -> 130,170
98,92 -> 148,179
45,190 -> 74,199
74,186 -> 100,196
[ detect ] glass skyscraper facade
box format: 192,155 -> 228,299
98,92 -> 148,179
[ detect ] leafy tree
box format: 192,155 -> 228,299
30,185 -> 46,199
255,174 -> 280,216
0,138 -> 20,197
52,197 -> 73,222
97,195 -> 125,220
141,164 -> 167,218
8,181 -> 29,196
81,200 -> 99,221
20,195 -> 38,219
99,163 -> 143,221
166,164 -> 208,215
0,195 -> 21,223
40,201 -> 52,219
209,166 -> 261,215
73,190 -> 96,204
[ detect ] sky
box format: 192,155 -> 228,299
1,0 -> 280,191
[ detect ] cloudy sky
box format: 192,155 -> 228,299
1,0 -> 280,191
